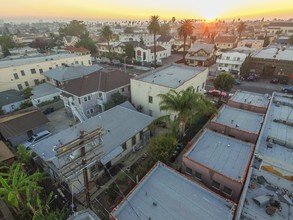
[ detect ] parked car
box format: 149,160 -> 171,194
42,107 -> 54,115
99,57 -> 111,64
235,79 -> 241,85
246,75 -> 256,81
207,89 -> 227,98
270,77 -> 279,84
280,78 -> 289,85
170,143 -> 184,163
21,130 -> 52,148
282,86 -> 293,93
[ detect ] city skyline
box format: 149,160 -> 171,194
1,0 -> 293,22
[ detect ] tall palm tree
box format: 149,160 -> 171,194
100,25 -> 113,53
158,87 -> 213,138
147,15 -> 160,67
178,19 -> 194,63
237,21 -> 246,40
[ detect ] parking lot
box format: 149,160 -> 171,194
46,107 -> 75,134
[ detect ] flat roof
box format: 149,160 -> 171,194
185,130 -> 254,181
111,162 -> 235,220
241,169 -> 293,220
256,93 -> 293,166
230,90 -> 270,108
212,105 -> 264,134
135,63 -> 207,89
0,53 -> 85,69
252,46 -> 293,61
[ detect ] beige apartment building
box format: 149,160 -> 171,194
0,53 -> 91,92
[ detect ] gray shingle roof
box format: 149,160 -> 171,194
188,43 -> 215,54
0,90 -> 24,106
42,64 -> 103,82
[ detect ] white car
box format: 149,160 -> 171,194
21,130 -> 52,148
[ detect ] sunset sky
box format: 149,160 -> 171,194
1,0 -> 293,21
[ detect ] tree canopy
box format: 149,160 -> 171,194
159,23 -> 171,36
148,15 -> 160,67
237,21 -> 246,39
124,42 -> 134,58
59,20 -> 88,38
158,86 -> 214,138
146,134 -> 177,163
178,19 -> 193,62
100,25 -> 113,53
104,92 -> 128,110
124,27 -> 134,34
213,73 -> 235,103
0,35 -> 15,49
75,37 -> 97,54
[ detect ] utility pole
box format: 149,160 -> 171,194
55,128 -> 104,208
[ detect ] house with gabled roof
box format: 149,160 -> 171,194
134,45 -> 171,64
0,108 -> 49,147
0,89 -> 26,114
214,35 -> 238,50
185,43 -> 216,67
59,69 -> 131,121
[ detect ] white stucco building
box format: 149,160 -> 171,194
131,64 -> 208,118
217,51 -> 248,75
134,45 -> 171,63
0,52 -> 92,92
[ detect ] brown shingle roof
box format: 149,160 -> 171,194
214,36 -> 238,43
59,69 -> 131,96
0,141 -> 15,162
0,109 -> 49,140
65,46 -> 89,53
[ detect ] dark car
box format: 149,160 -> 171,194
282,86 -> 293,93
235,79 -> 241,85
170,143 -> 184,163
270,77 -> 279,84
246,75 -> 256,81
42,107 -> 54,115
280,78 -> 289,85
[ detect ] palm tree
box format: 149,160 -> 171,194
147,15 -> 160,67
237,21 -> 246,40
100,25 -> 113,53
178,19 -> 194,63
158,87 -> 212,138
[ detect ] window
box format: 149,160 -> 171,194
24,81 -> 29,87
78,98 -> 81,104
121,88 -> 125,92
196,86 -> 199,92
194,171 -> 202,180
223,186 -> 233,196
17,84 -> 23,90
202,82 -> 205,89
14,73 -> 19,80
149,109 -> 152,116
75,61 -> 79,64
30,68 -> 36,74
148,96 -> 153,103
88,95 -> 91,101
98,93 -> 102,98
226,56 -> 230,60
122,142 -> 126,150
39,69 -> 43,73
212,180 -> 220,190
21,70 -> 25,76
132,136 -> 136,145
34,79 -> 40,85
88,60 -> 91,65
49,67 -> 52,70
185,167 -> 192,175
90,108 -> 94,114
84,96 -> 88,102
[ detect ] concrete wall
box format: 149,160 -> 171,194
227,100 -> 267,114
31,92 -> 61,107
209,121 -> 258,144
182,156 -> 243,202
131,68 -> 208,118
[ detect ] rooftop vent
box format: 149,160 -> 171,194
153,202 -> 157,206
